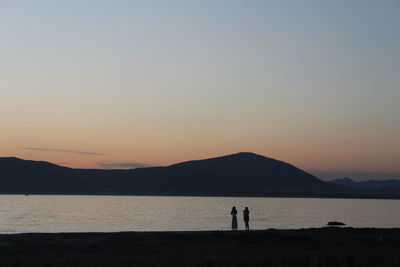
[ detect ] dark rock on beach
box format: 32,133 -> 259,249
1,228 -> 400,266
327,221 -> 346,226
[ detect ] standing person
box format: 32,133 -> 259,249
243,207 -> 250,230
231,206 -> 238,231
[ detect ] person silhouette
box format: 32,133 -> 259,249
231,206 -> 238,231
243,207 -> 250,230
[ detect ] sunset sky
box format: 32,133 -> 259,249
1,1 -> 399,179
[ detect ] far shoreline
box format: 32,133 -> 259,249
1,192 -> 400,200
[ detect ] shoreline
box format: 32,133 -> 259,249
1,228 -> 400,266
2,226 -> 400,235
2,192 -> 400,200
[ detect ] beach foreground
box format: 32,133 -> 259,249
1,228 -> 400,267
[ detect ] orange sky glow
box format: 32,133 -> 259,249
1,1 -> 399,178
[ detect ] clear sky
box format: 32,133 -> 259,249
1,1 -> 399,179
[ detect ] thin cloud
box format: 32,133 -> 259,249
22,147 -> 105,156
100,162 -> 152,169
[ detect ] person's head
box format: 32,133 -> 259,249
245,207 -> 249,211
232,206 -> 237,212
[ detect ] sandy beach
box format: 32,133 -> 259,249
1,228 -> 400,266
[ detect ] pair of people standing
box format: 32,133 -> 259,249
230,206 -> 250,231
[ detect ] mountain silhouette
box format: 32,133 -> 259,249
330,177 -> 400,190
329,177 -> 358,187
126,152 -> 347,194
0,152 -> 382,196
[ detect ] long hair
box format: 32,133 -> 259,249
231,206 -> 237,214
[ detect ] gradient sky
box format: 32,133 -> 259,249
1,1 -> 399,180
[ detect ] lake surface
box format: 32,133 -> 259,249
0,195 -> 399,233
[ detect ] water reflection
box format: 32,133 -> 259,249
0,195 -> 399,233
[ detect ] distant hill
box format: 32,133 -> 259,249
330,177 -> 400,190
329,177 -> 359,188
0,152 -> 390,197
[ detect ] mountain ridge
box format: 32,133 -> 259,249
0,153 -> 393,197
330,177 -> 400,190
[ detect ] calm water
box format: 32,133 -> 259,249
0,195 -> 399,233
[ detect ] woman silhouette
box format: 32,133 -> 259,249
243,207 -> 250,230
231,206 -> 238,231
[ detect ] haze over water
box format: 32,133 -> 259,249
1,195 -> 399,233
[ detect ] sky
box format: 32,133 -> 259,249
1,0 -> 399,180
